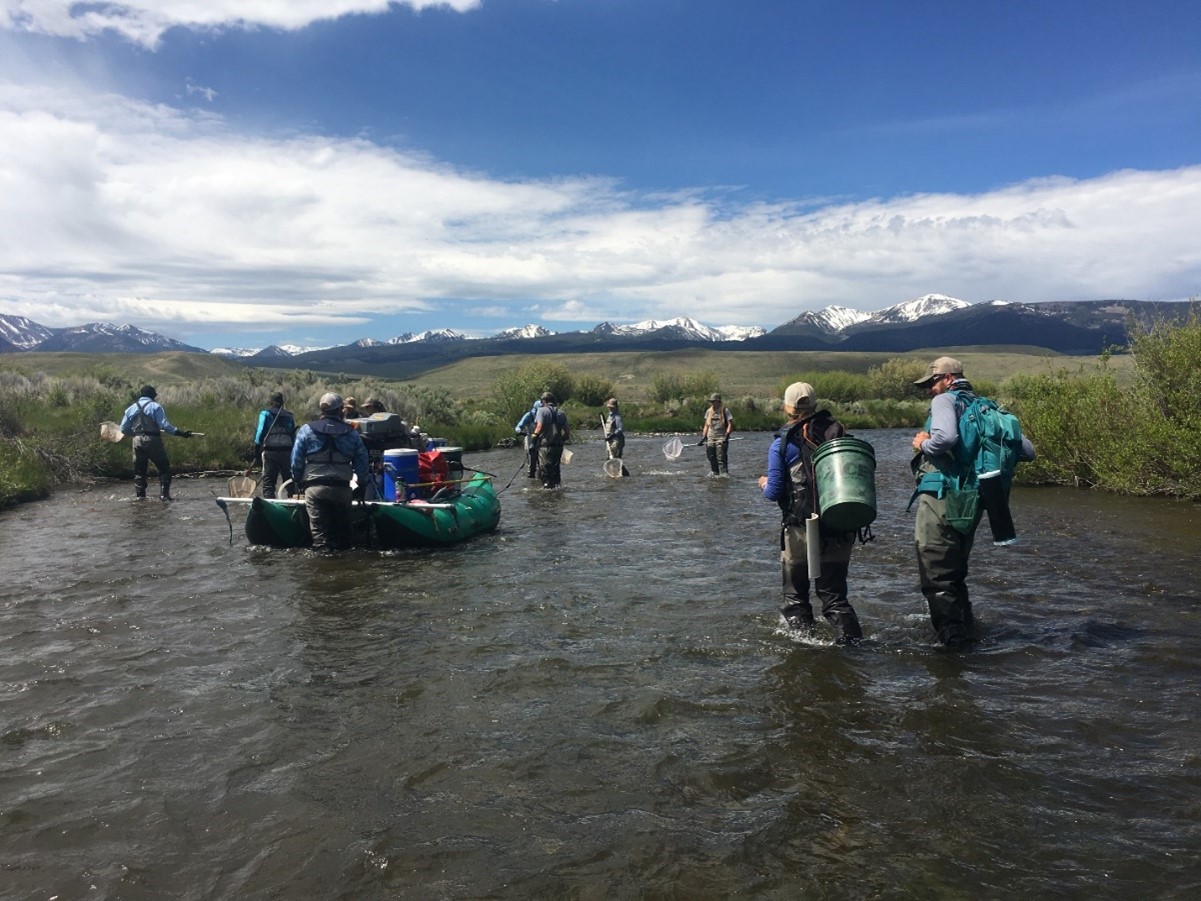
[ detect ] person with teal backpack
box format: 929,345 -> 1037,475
910,357 -> 1035,648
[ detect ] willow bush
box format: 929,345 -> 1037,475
1007,314 -> 1201,498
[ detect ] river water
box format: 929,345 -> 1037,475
3,429 -> 1200,898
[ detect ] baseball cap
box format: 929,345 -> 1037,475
784,382 -> 816,412
319,392 -> 344,412
913,356 -> 964,387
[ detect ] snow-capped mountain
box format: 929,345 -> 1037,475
209,346 -> 260,357
387,329 -> 466,344
866,293 -> 970,325
782,306 -> 873,335
495,324 -> 556,340
0,314 -> 54,350
35,322 -> 207,353
591,317 -> 764,342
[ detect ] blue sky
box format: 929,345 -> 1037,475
1,0 -> 1199,350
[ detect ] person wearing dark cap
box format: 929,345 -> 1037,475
360,397 -> 386,415
701,392 -> 733,476
531,391 -> 569,489
251,392 -> 297,499
342,396 -> 360,420
910,356 -> 1035,648
758,382 -> 863,644
290,392 -> 370,552
118,385 -> 194,500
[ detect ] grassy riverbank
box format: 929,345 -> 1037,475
0,337 -> 1178,509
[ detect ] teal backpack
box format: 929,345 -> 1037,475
953,391 -> 1024,483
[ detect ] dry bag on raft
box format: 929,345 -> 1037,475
812,437 -> 878,531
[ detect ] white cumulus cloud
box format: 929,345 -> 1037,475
0,80 -> 1198,339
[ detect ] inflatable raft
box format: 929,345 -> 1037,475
215,472 -> 500,549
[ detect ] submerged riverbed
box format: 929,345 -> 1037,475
3,429 -> 1200,897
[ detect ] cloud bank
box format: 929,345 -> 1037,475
0,79 -> 1198,342
1,0 -> 480,47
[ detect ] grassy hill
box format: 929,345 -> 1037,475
0,351 -> 248,383
403,346 -> 1133,403
0,346 -> 1134,405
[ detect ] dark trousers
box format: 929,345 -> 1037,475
525,436 -> 538,477
261,450 -> 290,498
132,435 -> 171,497
706,439 -> 728,474
914,492 -> 979,645
780,522 -> 861,641
538,443 -> 563,488
304,484 -> 354,551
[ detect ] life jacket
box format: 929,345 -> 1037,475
261,406 -> 297,450
302,418 -> 354,487
131,399 -> 160,435
777,411 -> 845,525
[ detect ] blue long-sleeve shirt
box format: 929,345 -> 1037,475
515,400 -> 542,433
761,435 -> 800,503
119,397 -> 182,436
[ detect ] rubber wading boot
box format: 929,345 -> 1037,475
135,489 -> 146,499
831,611 -> 863,645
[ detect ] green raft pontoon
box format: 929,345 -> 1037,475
215,471 -> 500,549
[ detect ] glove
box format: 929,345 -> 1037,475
178,430 -> 193,438
515,429 -> 526,436
696,438 -> 706,446
352,485 -> 366,502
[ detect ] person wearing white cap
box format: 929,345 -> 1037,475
602,397 -> 629,475
290,392 -> 370,551
758,382 -> 863,643
910,356 -> 1035,647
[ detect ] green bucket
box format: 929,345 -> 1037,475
812,437 -> 877,531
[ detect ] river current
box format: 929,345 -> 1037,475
2,429 -> 1200,898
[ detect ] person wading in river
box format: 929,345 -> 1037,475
758,382 -> 863,644
291,392 -> 370,552
118,385 -> 195,500
701,393 -> 733,476
514,397 -> 543,478
251,392 -> 296,499
531,391 -> 569,489
911,356 -> 1036,648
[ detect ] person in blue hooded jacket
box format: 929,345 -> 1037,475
118,385 -> 194,500
291,392 -> 369,552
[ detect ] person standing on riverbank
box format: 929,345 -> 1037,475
532,392 -> 569,489
911,356 -> 1035,648
252,392 -> 296,499
701,393 -> 733,476
758,382 -> 863,644
291,393 -> 370,552
118,385 -> 194,500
